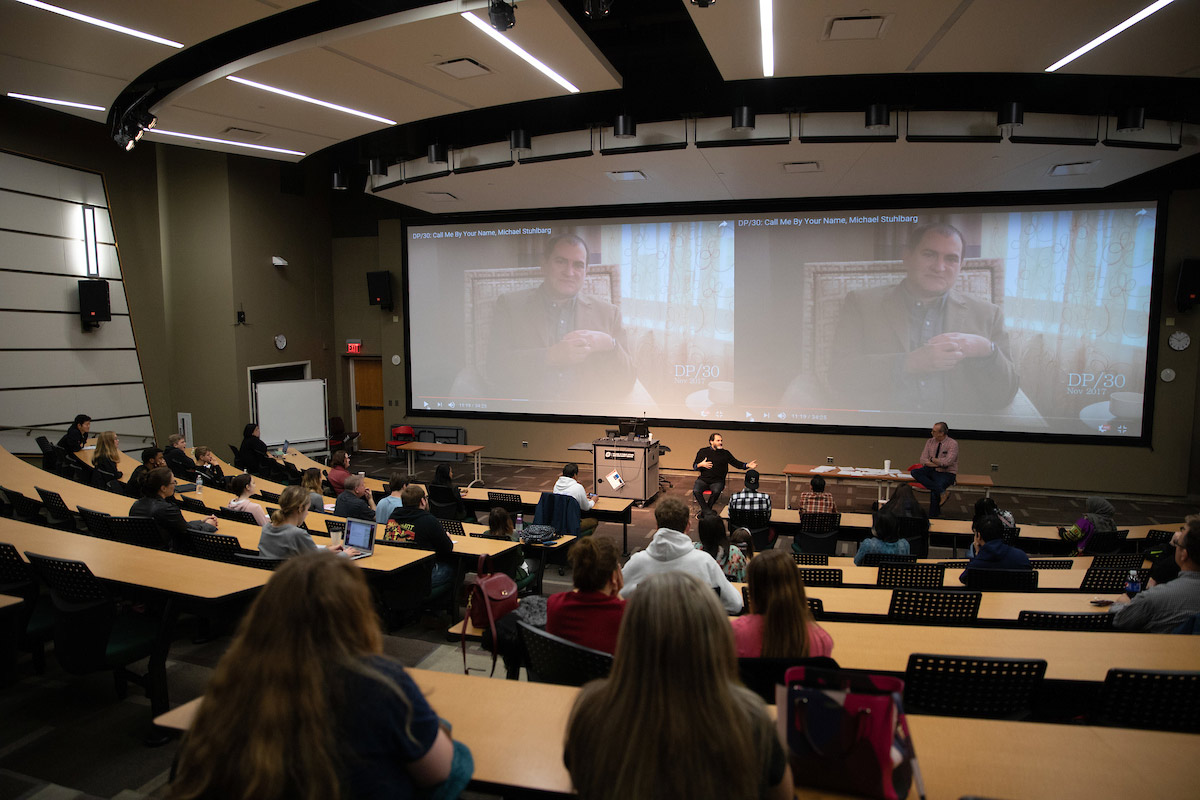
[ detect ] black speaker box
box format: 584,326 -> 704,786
78,279 -> 111,325
1177,259 -> 1200,313
366,270 -> 393,310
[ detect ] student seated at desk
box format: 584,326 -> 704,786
259,486 -> 352,559
960,514 -> 1030,582
57,413 -> 90,453
164,433 -> 198,481
130,467 -> 218,551
694,512 -> 748,583
547,537 -> 625,654
854,511 -> 911,566
300,467 -> 327,512
238,423 -> 271,473
168,552 -> 469,800
335,474 -> 377,522
428,464 -> 472,521
128,447 -> 165,498
385,485 -> 454,589
228,473 -> 269,527
327,450 -> 351,494
375,472 -> 409,524
732,549 -> 833,659
565,571 -> 792,800
193,446 -> 226,491
1060,495 -> 1117,554
91,431 -> 123,481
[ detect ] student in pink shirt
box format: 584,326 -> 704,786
731,549 -> 833,658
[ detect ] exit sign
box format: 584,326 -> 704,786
345,339 -> 362,354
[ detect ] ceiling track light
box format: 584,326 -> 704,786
332,168 -> 348,190
488,0 -> 515,31
428,143 -> 449,164
368,157 -> 389,177
614,114 -> 636,139
732,106 -> 755,132
865,103 -> 890,130
1116,106 -> 1146,133
690,0 -> 717,6
997,102 -> 1024,131
509,129 -> 532,151
584,0 -> 613,18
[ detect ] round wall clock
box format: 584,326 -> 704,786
1168,331 -> 1190,351
274,334 -> 287,350
1161,368 -> 1176,383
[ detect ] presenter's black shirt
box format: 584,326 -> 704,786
693,447 -> 748,483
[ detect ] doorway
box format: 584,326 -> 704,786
350,358 -> 385,451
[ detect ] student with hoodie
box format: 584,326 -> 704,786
1060,495 -> 1117,554
553,462 -> 598,534
620,496 -> 742,614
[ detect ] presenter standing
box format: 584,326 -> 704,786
692,433 -> 756,515
910,421 -> 957,517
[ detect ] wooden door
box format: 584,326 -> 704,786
352,359 -> 385,451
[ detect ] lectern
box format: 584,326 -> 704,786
592,436 -> 659,503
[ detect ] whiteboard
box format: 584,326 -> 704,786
255,379 -> 327,446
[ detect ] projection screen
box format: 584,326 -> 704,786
405,199 -> 1159,439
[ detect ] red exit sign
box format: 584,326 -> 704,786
345,339 -> 363,354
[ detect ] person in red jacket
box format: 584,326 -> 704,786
546,536 -> 625,654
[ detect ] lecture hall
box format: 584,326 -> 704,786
2,1 -> 1199,798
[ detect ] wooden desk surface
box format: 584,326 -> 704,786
825,555 -> 1104,571
804,585 -> 1120,620
0,593 -> 22,611
821,620 -> 1200,681
155,669 -> 1192,799
461,521 -> 576,551
785,463 -> 995,489
461,487 -> 633,516
0,517 -> 267,599
820,563 -> 1087,590
396,442 -> 486,456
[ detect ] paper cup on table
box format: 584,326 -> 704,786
883,460 -> 891,471
329,527 -> 344,547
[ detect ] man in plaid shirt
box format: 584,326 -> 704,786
728,469 -> 772,515
799,476 -> 838,514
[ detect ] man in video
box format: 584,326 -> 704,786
828,223 -> 1019,414
487,234 -> 636,399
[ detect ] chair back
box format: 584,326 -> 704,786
789,553 -> 829,566
728,505 -> 771,530
216,506 -> 258,526
234,552 -> 286,571
427,483 -> 466,521
904,653 -> 1047,719
896,515 -> 931,557
877,562 -> 946,589
77,507 -> 114,540
34,487 -> 75,529
439,518 -> 466,536
797,567 -> 843,587
185,530 -> 242,563
228,444 -> 243,469
962,569 -> 1039,591
177,496 -> 213,514
107,516 -> 170,550
0,542 -> 36,599
534,492 -> 581,535
106,478 -> 128,496
480,548 -> 524,580
1000,526 -> 1022,547
257,489 -> 282,503
888,588 -> 981,623
1144,529 -> 1174,546
1096,669 -> 1200,733
795,512 -> 840,555
1081,567 -> 1149,593
858,552 -> 917,567
23,552 -> 115,674
518,620 -> 613,686
1028,559 -> 1073,570
1017,610 -> 1114,631
91,466 -> 118,490
324,519 -> 346,535
1088,553 -> 1146,571
487,491 -> 523,513
1083,528 -> 1128,555
737,655 -> 840,703
2,486 -> 46,525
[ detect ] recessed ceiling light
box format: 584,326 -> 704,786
760,0 -> 774,78
783,161 -> 822,173
226,76 -> 397,126
12,0 -> 183,48
1047,161 -> 1098,177
606,170 -> 647,181
148,129 -> 306,157
1046,0 -> 1178,72
460,12 -> 580,93
7,92 -> 104,111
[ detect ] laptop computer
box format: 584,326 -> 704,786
343,518 -> 376,561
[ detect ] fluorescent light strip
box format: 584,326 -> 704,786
760,0 -> 774,78
1046,0 -> 1177,72
226,75 -> 397,126
7,91 -> 104,111
148,129 -> 306,157
460,12 -> 580,94
12,0 -> 183,48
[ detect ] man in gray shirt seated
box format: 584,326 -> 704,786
1110,517 -> 1200,633
334,474 -> 376,522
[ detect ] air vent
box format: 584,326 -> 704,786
221,126 -> 266,141
432,58 -> 492,79
823,15 -> 891,41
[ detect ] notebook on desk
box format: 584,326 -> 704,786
343,518 -> 376,560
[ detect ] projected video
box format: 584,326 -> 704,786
406,200 -> 1158,438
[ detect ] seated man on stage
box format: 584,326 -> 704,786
910,421 -> 957,517
692,432 -> 756,515
798,475 -> 837,514
1110,518 -> 1200,633
554,462 -> 598,534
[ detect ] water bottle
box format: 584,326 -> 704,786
1125,568 -> 1141,597
515,513 -> 524,535
196,474 -> 203,496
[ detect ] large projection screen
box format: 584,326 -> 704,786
406,199 -> 1159,440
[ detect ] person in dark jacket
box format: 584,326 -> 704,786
386,485 -> 455,588
164,433 -> 198,480
960,514 -> 1029,583
57,413 -> 91,453
193,446 -> 227,490
239,423 -> 270,472
334,474 -> 377,521
127,447 -> 165,498
129,467 -> 218,551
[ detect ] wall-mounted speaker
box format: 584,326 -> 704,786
366,270 -> 393,311
78,279 -> 110,330
1177,259 -> 1200,313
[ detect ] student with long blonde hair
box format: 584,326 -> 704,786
258,485 -> 351,559
91,431 -> 122,479
732,549 -> 833,658
565,571 -> 793,800
170,552 -> 465,800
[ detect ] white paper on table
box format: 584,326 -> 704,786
323,503 -> 336,512
606,470 -> 625,490
812,465 -> 836,473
